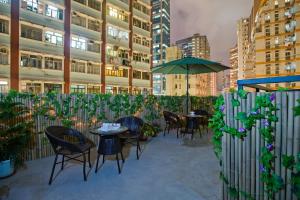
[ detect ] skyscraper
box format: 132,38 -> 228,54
229,45 -> 238,89
237,18 -> 249,80
175,34 -> 216,96
152,0 -> 170,95
0,0 -> 152,94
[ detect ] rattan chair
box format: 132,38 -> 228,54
45,126 -> 95,185
116,116 -> 144,160
163,111 -> 183,138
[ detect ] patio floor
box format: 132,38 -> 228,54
0,132 -> 221,200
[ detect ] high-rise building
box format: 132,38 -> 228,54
152,0 -> 170,95
229,45 -> 238,89
239,0 -> 300,90
175,33 -> 216,96
237,18 -> 249,80
0,0 -> 152,94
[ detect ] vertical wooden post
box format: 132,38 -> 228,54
101,0 -> 107,93
11,0 -> 20,91
64,0 -> 71,94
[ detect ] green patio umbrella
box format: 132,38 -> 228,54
152,56 -> 229,113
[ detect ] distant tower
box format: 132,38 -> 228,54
152,0 -> 171,95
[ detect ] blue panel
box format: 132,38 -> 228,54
237,75 -> 300,89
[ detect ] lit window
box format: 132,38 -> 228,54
71,36 -> 87,50
109,7 -> 118,18
45,31 -> 63,45
45,5 -> 63,20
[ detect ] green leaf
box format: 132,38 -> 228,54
231,99 -> 240,107
282,155 -> 296,170
238,89 -> 248,99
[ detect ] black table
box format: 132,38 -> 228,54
183,114 -> 205,140
90,126 -> 128,174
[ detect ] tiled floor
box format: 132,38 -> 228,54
0,132 -> 221,200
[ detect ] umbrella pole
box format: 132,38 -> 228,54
186,65 -> 189,114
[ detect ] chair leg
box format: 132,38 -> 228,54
116,154 -> 121,174
164,125 -> 167,136
83,153 -> 87,181
88,149 -> 92,168
167,126 -> 170,134
136,139 -> 140,160
61,155 -> 64,170
102,154 -> 105,164
120,150 -> 125,163
176,128 -> 179,138
49,154 -> 58,185
95,153 -> 100,173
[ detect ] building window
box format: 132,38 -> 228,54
133,52 -> 150,63
266,64 -> 271,75
88,19 -> 101,32
118,87 -> 128,94
87,85 -> 100,94
87,63 -> 100,74
87,41 -> 100,53
275,63 -> 280,74
72,12 -> 87,27
266,51 -> 271,62
142,72 -> 150,80
71,36 -> 87,50
45,5 -> 63,20
21,25 -> 43,41
133,70 -> 142,79
108,6 -> 128,22
285,51 -> 291,60
88,0 -> 101,11
21,0 -> 44,14
44,83 -> 62,93
0,47 -> 8,65
22,83 -> 42,94
275,24 -> 279,35
275,50 -> 279,61
265,39 -> 270,49
0,19 -> 9,34
133,35 -> 142,44
21,54 -> 42,68
105,68 -> 128,77
118,49 -> 129,59
265,25 -> 270,36
45,57 -> 63,70
74,0 -> 86,5
107,26 -> 129,40
71,85 -> 86,93
71,60 -> 86,73
45,31 -> 63,45
275,11 -> 279,21
106,86 -> 118,94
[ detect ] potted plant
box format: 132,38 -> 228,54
0,91 -> 34,178
140,123 -> 158,141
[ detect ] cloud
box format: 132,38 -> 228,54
171,0 -> 252,65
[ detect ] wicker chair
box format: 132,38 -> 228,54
45,126 -> 95,185
116,116 -> 144,160
163,111 -> 183,138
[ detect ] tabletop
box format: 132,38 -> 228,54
184,114 -> 206,118
90,126 -> 128,136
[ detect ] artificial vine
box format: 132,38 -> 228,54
209,90 -> 284,199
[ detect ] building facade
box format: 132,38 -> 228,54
239,0 -> 300,90
237,18 -> 250,80
175,33 -> 216,96
151,0 -> 170,95
229,45 -> 238,89
0,0 -> 152,94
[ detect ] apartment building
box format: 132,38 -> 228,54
0,0 -> 152,94
237,18 -> 250,80
229,45 -> 238,89
241,0 -> 300,90
175,33 -> 216,96
152,0 -> 170,95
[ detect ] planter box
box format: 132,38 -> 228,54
0,159 -> 14,178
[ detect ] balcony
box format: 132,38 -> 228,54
133,26 -> 151,38
106,55 -> 130,67
133,43 -> 151,54
72,1 -> 102,20
106,15 -> 129,30
133,8 -> 150,21
107,35 -> 129,49
132,78 -> 151,88
131,60 -> 150,71
107,0 -> 129,11
0,0 -> 10,16
71,72 -> 101,84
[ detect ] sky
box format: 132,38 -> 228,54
170,0 -> 253,65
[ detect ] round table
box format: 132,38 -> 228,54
90,126 -> 128,174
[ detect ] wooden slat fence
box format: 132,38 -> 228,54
222,91 -> 300,200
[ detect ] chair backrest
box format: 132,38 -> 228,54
116,116 -> 144,135
193,109 -> 209,116
163,111 -> 173,123
45,126 -> 86,153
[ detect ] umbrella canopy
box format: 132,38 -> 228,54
152,57 -> 229,113
152,57 -> 229,74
